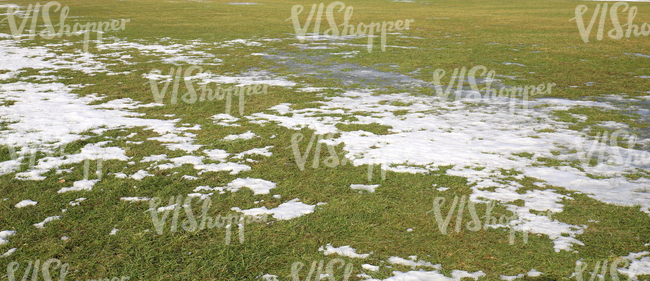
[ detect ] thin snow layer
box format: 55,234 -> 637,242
0,36 -> 107,80
226,178 -> 277,195
142,154 -> 168,162
143,58 -> 296,87
58,179 -> 99,193
351,184 -> 379,193
384,269 -> 485,281
150,154 -> 250,175
388,256 -> 440,270
14,199 -> 37,208
120,197 -> 151,202
0,81 -> 202,178
1,248 -> 17,258
33,216 -> 61,229
211,114 -> 241,127
192,177 -> 275,195
231,198 -> 315,220
363,264 -> 380,271
500,274 -> 524,280
233,146 -> 273,159
0,230 -> 16,246
527,269 -> 542,277
131,170 -> 153,181
260,274 -> 278,281
319,244 -> 372,259
223,131 -> 258,141
69,198 -> 86,206
97,38 -> 223,66
0,35 -> 235,179
247,90 -> 650,251
618,251 -> 650,279
190,70 -> 297,87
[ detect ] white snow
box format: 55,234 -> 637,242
247,89 -> 650,251
14,199 -> 37,208
197,178 -> 277,195
233,146 -> 273,159
388,256 -> 440,270
58,180 -> 99,193
33,216 -> 61,229
223,131 -> 258,141
319,244 -> 372,259
120,197 -> 151,202
1,248 -> 17,258
351,184 -> 379,193
130,170 -> 153,181
384,269 -> 485,280
0,230 -> 16,246
231,198 -> 315,220
527,269 -> 542,277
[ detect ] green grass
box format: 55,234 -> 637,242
1,0 -> 650,280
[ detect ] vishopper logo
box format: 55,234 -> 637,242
572,257 -> 638,281
144,66 -> 269,116
431,65 -> 555,115
287,1 -> 415,52
289,258 -> 355,281
288,132 -> 387,181
427,195 -> 540,245
1,143 -> 104,181
570,2 -> 650,43
573,129 -> 650,167
4,258 -> 129,281
146,195 -> 268,245
0,1 -> 129,52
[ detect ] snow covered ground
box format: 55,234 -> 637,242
1,4 -> 649,279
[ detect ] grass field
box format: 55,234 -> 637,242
1,0 -> 650,280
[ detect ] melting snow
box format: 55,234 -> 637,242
319,244 -> 372,259
33,216 -> 61,229
351,184 -> 379,193
14,199 -> 37,208
231,198 -> 315,220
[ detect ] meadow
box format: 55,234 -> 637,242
1,0 -> 650,280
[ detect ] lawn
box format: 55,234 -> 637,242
1,0 -> 650,280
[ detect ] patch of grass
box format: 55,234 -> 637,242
335,123 -> 392,135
